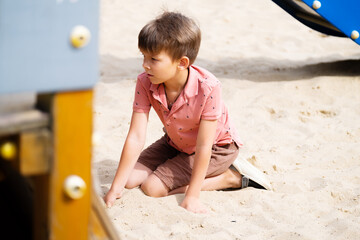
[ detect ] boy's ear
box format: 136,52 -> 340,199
178,56 -> 190,70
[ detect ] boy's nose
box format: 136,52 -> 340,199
142,60 -> 150,70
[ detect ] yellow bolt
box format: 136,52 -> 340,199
70,25 -> 91,48
351,30 -> 359,40
63,175 -> 87,200
312,0 -> 321,10
0,142 -> 17,160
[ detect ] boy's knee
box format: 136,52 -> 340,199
140,176 -> 168,198
124,181 -> 138,189
125,175 -> 142,189
141,183 -> 167,198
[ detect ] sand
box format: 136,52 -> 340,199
93,1 -> 360,239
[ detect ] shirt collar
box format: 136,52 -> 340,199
149,80 -> 160,93
183,65 -> 199,98
149,65 -> 200,98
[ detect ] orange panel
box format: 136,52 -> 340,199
49,90 -> 92,240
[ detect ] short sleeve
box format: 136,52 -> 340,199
201,83 -> 222,120
133,77 -> 151,113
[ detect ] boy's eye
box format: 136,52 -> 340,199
151,57 -> 158,61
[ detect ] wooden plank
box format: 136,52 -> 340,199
49,90 -> 92,240
90,189 -> 121,240
0,110 -> 49,136
20,128 -> 51,176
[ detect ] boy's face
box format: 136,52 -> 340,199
141,50 -> 180,85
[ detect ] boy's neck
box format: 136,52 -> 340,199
164,68 -> 189,93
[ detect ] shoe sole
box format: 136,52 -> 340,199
232,157 -> 272,191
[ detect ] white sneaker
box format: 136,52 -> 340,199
231,157 -> 272,190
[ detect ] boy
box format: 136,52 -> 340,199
104,11 -> 270,213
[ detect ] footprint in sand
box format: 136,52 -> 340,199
310,177 -> 328,191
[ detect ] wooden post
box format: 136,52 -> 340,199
49,90 -> 92,240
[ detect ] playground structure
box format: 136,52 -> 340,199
272,0 -> 360,45
0,0 -> 119,239
0,0 -> 358,239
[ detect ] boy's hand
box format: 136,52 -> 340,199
180,196 -> 208,214
103,188 -> 123,208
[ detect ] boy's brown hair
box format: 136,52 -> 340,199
138,12 -> 201,65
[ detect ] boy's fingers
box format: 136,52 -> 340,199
103,194 -> 114,208
106,199 -> 114,208
198,207 -> 208,214
104,190 -> 123,208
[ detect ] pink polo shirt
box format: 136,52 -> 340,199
133,65 -> 242,154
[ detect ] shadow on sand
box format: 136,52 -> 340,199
100,54 -> 360,83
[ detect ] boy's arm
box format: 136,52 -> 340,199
104,111 -> 149,207
180,119 -> 218,213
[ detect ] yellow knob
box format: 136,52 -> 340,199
0,142 -> 17,160
351,30 -> 359,40
63,175 -> 87,199
312,0 -> 321,9
70,25 -> 91,48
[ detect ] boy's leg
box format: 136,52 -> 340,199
140,173 -> 170,197
153,143 -> 239,195
169,167 -> 241,195
125,162 -> 153,189
125,135 -> 179,190
126,163 -> 171,197
126,164 -> 171,197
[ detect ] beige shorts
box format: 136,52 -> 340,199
137,135 -> 239,190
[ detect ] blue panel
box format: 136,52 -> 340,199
271,0 -> 346,37
0,0 -> 99,94
301,0 -> 360,45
